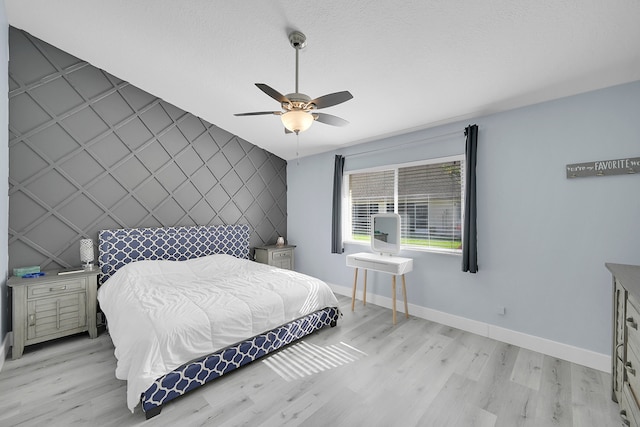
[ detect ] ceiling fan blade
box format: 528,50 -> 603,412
314,113 -> 349,127
255,83 -> 290,103
309,91 -> 353,109
234,111 -> 281,116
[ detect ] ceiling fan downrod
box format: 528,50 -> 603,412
288,31 -> 306,95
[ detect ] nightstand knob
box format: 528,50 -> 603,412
28,314 -> 35,327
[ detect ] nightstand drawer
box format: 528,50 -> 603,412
270,250 -> 292,261
27,278 -> 86,299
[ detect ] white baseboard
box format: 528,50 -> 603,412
329,283 -> 610,372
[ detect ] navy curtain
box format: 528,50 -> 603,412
462,125 -> 478,273
331,155 -> 345,254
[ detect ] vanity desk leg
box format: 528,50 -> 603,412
402,274 -> 409,320
392,275 -> 397,324
392,274 -> 410,325
363,270 -> 367,306
351,268 -> 369,311
351,268 -> 358,311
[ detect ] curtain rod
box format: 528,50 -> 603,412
344,129 -> 463,159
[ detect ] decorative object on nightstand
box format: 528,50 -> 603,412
13,265 -> 40,277
8,267 -> 99,359
276,236 -> 285,247
80,238 -> 94,269
255,244 -> 296,270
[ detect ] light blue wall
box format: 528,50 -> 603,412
288,80 -> 640,355
1,1 -> 9,348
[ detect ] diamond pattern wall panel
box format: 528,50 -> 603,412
8,27 -> 288,271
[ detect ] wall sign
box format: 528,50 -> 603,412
566,156 -> 640,179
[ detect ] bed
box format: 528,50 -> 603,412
97,225 -> 340,419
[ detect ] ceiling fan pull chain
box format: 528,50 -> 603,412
296,133 -> 300,165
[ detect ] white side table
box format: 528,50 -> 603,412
346,252 -> 413,324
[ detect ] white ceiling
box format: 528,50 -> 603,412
6,1 -> 640,160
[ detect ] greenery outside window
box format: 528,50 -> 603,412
343,156 -> 464,253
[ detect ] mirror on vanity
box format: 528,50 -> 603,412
371,213 -> 401,255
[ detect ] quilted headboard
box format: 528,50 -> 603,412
98,224 -> 250,284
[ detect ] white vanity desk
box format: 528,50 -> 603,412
346,252 -> 413,324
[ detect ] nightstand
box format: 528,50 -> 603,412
8,267 -> 99,359
255,245 -> 296,270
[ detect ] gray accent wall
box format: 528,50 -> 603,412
1,6 -> 10,355
8,27 -> 287,273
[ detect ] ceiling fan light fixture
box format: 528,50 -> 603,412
281,110 -> 314,133
235,31 -> 352,136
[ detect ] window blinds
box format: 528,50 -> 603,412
398,161 -> 462,248
347,159 -> 462,251
349,170 -> 394,238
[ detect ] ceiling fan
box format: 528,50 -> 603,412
235,31 -> 353,135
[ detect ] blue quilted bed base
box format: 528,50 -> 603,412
141,306 -> 340,417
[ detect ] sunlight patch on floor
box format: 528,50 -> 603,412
262,341 -> 366,381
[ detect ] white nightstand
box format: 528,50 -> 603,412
255,245 -> 296,270
8,267 -> 99,359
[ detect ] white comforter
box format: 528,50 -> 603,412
97,254 -> 339,411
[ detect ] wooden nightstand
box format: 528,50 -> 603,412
255,245 -> 296,270
8,267 -> 99,359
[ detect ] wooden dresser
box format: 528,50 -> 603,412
255,245 -> 296,270
8,268 -> 99,359
607,263 -> 640,426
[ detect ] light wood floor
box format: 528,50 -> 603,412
0,296 -> 622,426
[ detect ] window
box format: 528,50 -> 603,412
344,156 -> 464,252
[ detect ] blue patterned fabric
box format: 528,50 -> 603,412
98,225 -> 250,284
141,307 -> 340,416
